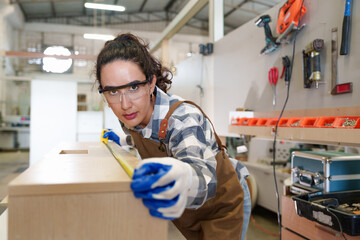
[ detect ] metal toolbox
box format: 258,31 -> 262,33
291,151 -> 360,192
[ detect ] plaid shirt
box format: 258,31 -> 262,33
122,87 -> 249,209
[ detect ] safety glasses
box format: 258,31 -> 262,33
99,79 -> 150,104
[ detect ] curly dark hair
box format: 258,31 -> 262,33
95,33 -> 172,93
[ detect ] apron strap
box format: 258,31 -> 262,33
158,100 -> 224,150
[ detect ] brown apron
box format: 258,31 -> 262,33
129,101 -> 244,240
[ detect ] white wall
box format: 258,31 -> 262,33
171,53 -> 214,120
170,54 -> 203,102
77,111 -> 103,142
30,79 -> 77,165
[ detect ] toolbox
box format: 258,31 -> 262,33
292,190 -> 360,236
291,151 -> 360,192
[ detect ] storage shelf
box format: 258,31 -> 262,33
228,125 -> 360,146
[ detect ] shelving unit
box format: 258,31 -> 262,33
228,106 -> 360,146
228,125 -> 360,146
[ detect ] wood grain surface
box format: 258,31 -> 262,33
8,142 -> 167,240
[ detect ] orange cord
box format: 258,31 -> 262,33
250,214 -> 280,237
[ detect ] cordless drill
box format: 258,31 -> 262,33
255,15 -> 279,55
302,39 -> 324,88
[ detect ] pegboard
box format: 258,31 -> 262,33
212,0 -> 359,136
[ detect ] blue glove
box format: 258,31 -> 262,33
102,129 -> 120,145
131,157 -> 193,220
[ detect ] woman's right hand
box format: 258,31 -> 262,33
102,129 -> 121,145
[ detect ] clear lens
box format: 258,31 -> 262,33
103,84 -> 148,104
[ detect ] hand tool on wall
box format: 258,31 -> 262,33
331,28 -> 353,95
302,39 -> 324,88
276,0 -> 307,44
340,0 -> 352,55
280,56 -> 291,87
255,0 -> 306,55
268,67 -> 279,106
255,15 -> 279,55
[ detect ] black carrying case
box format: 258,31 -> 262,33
292,190 -> 360,236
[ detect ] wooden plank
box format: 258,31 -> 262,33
150,0 -> 208,52
9,192 -> 167,240
4,51 -> 96,60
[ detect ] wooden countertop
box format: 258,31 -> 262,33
9,142 -> 140,196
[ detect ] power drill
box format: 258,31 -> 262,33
255,15 -> 279,55
302,39 -> 324,88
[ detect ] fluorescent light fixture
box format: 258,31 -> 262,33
84,2 -> 125,12
83,33 -> 115,41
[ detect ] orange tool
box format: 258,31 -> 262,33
277,0 -> 307,34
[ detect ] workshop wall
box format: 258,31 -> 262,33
170,53 -> 214,117
213,0 -> 360,135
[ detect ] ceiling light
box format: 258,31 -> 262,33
83,33 -> 115,41
42,46 -> 73,73
84,2 -> 125,12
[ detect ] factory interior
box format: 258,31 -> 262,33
0,0 -> 360,239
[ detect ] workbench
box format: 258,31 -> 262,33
0,126 -> 30,149
7,142 -> 168,240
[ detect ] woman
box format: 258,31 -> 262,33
96,33 -> 251,240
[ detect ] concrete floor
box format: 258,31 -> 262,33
0,151 -> 29,199
0,151 -> 280,240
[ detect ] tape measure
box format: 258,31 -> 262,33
101,129 -> 134,178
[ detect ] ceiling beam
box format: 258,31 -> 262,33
82,0 -> 86,15
24,8 -> 234,32
224,3 -> 261,16
11,0 -> 84,3
224,0 -> 249,18
164,0 -> 177,12
50,1 -> 56,17
139,0 -> 148,12
18,3 -> 28,21
166,10 -> 237,31
26,10 -> 166,21
251,0 -> 274,8
131,13 -> 147,22
150,0 -> 208,53
69,16 -> 88,25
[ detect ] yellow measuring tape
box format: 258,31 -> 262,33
101,129 -> 134,178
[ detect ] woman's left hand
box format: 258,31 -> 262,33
130,157 -> 193,220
